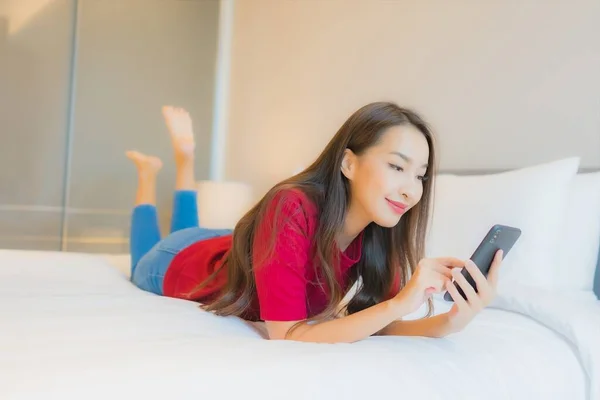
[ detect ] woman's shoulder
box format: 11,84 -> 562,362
268,187 -> 318,215
263,186 -> 320,233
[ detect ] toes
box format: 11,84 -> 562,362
125,150 -> 141,160
170,107 -> 188,117
126,151 -> 163,171
152,158 -> 164,169
162,106 -> 175,120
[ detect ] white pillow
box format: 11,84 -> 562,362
426,157 -> 580,292
556,172 -> 600,291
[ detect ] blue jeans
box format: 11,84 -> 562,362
130,190 -> 232,295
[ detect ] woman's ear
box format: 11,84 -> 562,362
341,148 -> 356,180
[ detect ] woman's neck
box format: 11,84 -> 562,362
337,200 -> 370,251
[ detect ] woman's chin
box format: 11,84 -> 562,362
373,214 -> 402,228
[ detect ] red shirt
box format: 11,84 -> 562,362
162,189 -> 363,321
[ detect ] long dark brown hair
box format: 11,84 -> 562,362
193,102 -> 437,328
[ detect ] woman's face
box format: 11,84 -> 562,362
342,125 -> 430,228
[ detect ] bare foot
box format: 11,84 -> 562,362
125,150 -> 163,174
161,105 -> 196,163
126,151 -> 163,205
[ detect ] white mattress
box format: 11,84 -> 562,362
1,249 -> 598,400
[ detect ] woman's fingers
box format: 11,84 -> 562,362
446,280 -> 468,309
487,250 -> 503,287
452,269 -> 483,310
429,257 -> 465,279
435,257 -> 466,268
462,260 -> 489,298
431,263 -> 454,278
418,259 -> 456,291
427,271 -> 450,293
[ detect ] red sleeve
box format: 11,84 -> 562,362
253,190 -> 314,321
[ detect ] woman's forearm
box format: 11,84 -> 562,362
378,312 -> 452,338
286,299 -> 409,343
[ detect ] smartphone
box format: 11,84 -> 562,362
444,224 -> 521,302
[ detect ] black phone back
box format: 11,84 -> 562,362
444,224 -> 522,301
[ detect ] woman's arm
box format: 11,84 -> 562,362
379,251 -> 505,339
262,255 -> 463,343
266,298 -> 410,343
377,313 -> 452,338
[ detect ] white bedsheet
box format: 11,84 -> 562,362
1,249 -> 597,400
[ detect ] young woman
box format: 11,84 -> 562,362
127,103 -> 503,344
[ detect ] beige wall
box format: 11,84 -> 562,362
225,0 -> 600,199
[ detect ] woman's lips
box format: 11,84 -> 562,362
386,198 -> 407,215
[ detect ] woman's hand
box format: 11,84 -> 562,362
392,257 -> 464,316
443,249 -> 503,334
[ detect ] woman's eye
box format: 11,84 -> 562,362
389,163 -> 403,172
418,175 -> 430,182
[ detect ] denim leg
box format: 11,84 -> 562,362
130,204 -> 161,276
130,244 -> 173,295
131,226 -> 233,296
170,190 -> 199,233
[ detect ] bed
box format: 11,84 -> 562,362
1,248 -> 598,400
3,161 -> 600,400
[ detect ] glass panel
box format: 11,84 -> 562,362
0,0 -> 76,249
63,211 -> 129,253
64,0 -> 219,253
0,208 -> 63,251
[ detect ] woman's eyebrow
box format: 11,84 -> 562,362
389,151 -> 428,168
